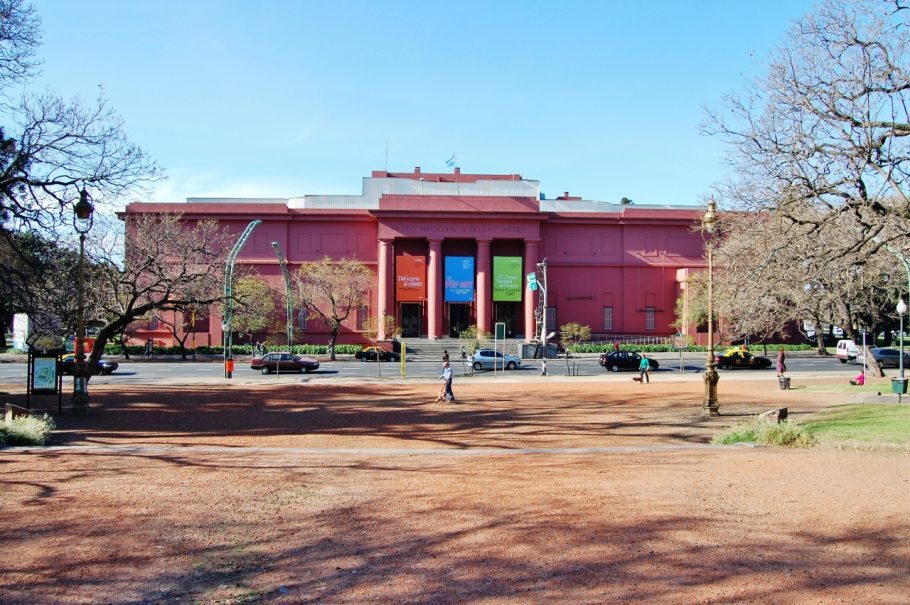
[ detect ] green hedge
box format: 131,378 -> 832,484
103,343 -> 361,356
571,343 -> 817,354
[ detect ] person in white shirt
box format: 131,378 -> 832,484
438,361 -> 454,402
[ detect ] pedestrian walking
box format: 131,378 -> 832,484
442,350 -> 449,363
776,348 -> 787,377
144,339 -> 153,358
638,355 -> 651,383
438,360 -> 455,402
540,357 -> 548,376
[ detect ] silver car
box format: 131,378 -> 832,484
471,348 -> 521,371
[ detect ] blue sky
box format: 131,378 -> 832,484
32,0 -> 813,205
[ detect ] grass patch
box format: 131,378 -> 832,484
0,413 -> 56,446
712,418 -> 815,447
803,404 -> 910,446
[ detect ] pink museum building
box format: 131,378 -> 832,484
123,168 -> 708,346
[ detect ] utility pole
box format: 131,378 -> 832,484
536,257 -> 548,352
271,241 -> 294,352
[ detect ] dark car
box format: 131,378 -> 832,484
60,353 -> 119,375
354,346 -> 400,362
599,351 -> 660,372
867,347 -> 910,369
250,352 -> 320,374
714,348 -> 772,370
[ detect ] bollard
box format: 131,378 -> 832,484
778,376 -> 791,390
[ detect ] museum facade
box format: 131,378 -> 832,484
122,167 -> 708,347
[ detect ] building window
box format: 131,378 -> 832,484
147,314 -> 159,330
546,307 -> 557,332
645,306 -> 656,332
602,306 -> 613,332
357,305 -> 370,331
296,309 -> 308,331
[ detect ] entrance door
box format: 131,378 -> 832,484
448,304 -> 470,337
400,303 -> 422,338
494,303 -> 517,338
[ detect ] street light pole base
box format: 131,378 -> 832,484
703,363 -> 720,416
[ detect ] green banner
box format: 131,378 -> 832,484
493,256 -> 522,301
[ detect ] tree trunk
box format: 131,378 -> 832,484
120,332 -> 131,359
814,324 -> 828,356
864,344 -> 885,378
328,326 -> 339,361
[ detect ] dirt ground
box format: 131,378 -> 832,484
1,375 -> 909,604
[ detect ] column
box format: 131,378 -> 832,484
377,239 -> 393,339
476,239 -> 491,334
427,239 -> 442,339
524,240 -> 539,340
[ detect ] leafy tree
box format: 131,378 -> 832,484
231,276 -> 278,345
560,322 -> 591,376
292,257 -> 372,361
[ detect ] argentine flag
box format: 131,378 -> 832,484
445,153 -> 457,168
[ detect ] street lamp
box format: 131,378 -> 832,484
702,199 -> 719,416
72,189 -> 94,414
897,298 -> 907,402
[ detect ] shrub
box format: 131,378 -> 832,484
1,413 -> 56,446
712,418 -> 815,448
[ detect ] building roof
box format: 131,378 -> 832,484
376,194 -> 540,213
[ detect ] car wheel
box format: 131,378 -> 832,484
261,366 -> 271,375
610,364 -> 620,373
473,361 -> 483,371
839,358 -> 847,364
506,361 -> 517,370
359,356 -> 366,362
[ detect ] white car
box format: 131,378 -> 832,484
835,340 -> 859,364
471,349 -> 521,370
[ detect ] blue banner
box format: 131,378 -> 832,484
445,256 -> 474,302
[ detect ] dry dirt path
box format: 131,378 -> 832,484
1,377 -> 908,604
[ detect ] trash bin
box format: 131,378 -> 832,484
891,378 -> 908,395
778,376 -> 791,390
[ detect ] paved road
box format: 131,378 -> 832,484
0,353 -> 870,387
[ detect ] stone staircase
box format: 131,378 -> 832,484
398,337 -> 531,361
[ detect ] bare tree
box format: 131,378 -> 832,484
292,257 -> 372,361
363,314 -> 400,377
0,0 -> 161,311
705,0 -> 910,262
84,213 -> 231,369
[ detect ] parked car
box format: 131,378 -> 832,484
714,348 -> 772,370
863,347 -> 910,369
249,352 -> 320,374
471,349 -> 521,370
599,351 -> 660,372
60,353 -> 119,375
835,340 -> 860,364
354,346 -> 400,362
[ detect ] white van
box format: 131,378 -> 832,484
835,340 -> 859,364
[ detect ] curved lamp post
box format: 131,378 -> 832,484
72,189 -> 94,414
702,199 -> 719,416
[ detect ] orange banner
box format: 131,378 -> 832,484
396,254 -> 426,302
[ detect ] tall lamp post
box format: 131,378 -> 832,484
72,189 -> 94,414
702,199 -> 719,416
897,298 -> 907,403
